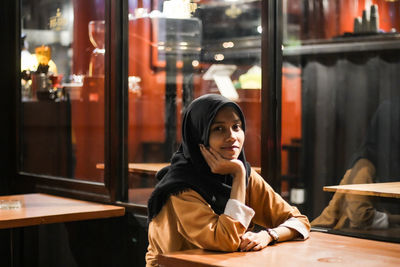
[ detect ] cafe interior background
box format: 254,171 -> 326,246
1,0 -> 400,265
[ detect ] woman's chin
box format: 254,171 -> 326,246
221,153 -> 239,160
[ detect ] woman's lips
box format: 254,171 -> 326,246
220,146 -> 240,159
221,146 -> 239,151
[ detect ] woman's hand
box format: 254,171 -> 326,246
199,144 -> 244,176
239,231 -> 271,252
200,144 -> 246,203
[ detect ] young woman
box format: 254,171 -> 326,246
146,94 -> 310,266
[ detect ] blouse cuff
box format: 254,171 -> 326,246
279,217 -> 309,239
224,199 -> 255,229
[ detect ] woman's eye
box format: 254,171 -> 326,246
233,124 -> 241,130
212,126 -> 223,132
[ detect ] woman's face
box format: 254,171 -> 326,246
208,106 -> 245,160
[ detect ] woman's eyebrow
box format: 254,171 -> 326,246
212,119 -> 241,125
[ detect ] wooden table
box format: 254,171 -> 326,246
0,193 -> 125,229
0,193 -> 125,267
158,231 -> 400,267
323,181 -> 400,199
96,163 -> 261,176
96,163 -> 169,175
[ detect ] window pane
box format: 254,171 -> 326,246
21,0 -> 105,182
127,0 -> 262,205
282,0 -> 400,242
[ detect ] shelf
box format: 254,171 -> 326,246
201,36 -> 261,62
283,34 -> 400,56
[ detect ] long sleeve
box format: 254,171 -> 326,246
246,170 -> 310,239
171,190 -> 250,252
146,189 -> 255,266
146,171 -> 311,267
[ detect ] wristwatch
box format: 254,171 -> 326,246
266,228 -> 279,245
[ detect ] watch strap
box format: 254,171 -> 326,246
266,228 -> 279,244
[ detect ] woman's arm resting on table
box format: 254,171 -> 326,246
239,226 -> 298,251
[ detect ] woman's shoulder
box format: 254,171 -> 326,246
151,189 -> 204,220
169,188 -> 208,203
248,168 -> 274,190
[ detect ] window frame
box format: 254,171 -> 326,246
12,0 -> 278,216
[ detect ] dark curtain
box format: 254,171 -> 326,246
301,51 -> 400,218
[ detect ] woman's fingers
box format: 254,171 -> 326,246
244,243 -> 256,252
199,145 -> 218,169
240,231 -> 269,251
199,145 -> 215,162
239,238 -> 251,251
199,144 -> 219,163
240,232 -> 258,251
199,144 -> 210,155
252,244 -> 263,251
207,146 -> 221,159
240,240 -> 257,252
199,144 -> 240,175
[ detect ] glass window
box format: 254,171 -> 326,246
127,0 -> 262,205
20,0 -> 106,182
282,0 -> 400,242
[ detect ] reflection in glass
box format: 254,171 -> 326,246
282,0 -> 400,242
20,0 -> 105,182
312,100 -> 400,235
283,0 -> 400,46
88,20 -> 105,77
127,0 -> 262,205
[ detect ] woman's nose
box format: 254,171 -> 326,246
226,128 -> 236,140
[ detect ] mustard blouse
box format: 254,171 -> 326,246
146,169 -> 311,267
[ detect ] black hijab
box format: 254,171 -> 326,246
147,94 -> 251,222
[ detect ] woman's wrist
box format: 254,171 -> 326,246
230,162 -> 246,203
231,160 -> 246,179
261,230 -> 273,245
265,228 -> 279,244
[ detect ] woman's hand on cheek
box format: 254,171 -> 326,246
199,144 -> 244,176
